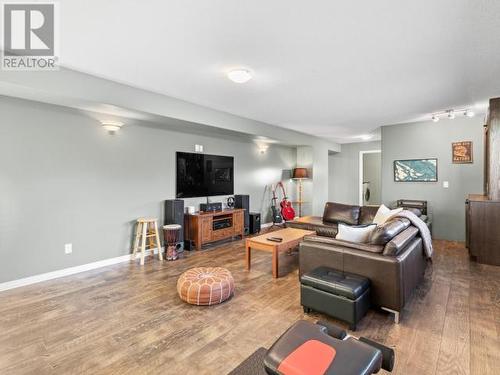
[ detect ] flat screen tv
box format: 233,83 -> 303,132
176,152 -> 234,198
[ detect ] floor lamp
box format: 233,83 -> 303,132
292,167 -> 309,217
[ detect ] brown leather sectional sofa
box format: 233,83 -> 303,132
287,202 -> 432,321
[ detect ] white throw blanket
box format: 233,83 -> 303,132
392,210 -> 433,258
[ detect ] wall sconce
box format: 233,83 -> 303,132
101,120 -> 124,134
257,144 -> 269,154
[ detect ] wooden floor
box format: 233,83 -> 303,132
0,237 -> 499,375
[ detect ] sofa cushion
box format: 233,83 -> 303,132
383,226 -> 419,256
323,202 -> 361,225
359,206 -> 379,225
369,218 -> 411,245
336,223 -> 376,244
303,235 -> 384,254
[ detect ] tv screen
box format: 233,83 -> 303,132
176,152 -> 234,198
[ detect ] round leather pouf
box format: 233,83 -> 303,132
177,267 -> 234,306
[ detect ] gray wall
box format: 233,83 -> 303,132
0,97 -> 296,283
328,141 -> 381,205
382,117 -> 484,241
363,152 -> 381,205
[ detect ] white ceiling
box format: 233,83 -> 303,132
51,1 -> 500,142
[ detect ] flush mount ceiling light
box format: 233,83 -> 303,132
101,120 -> 124,133
227,69 -> 252,83
430,108 -> 475,122
359,134 -> 373,141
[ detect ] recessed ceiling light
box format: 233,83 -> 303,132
447,110 -> 455,120
432,115 -> 440,122
227,69 -> 252,83
465,110 -> 475,118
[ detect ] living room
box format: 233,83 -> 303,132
1,2 -> 499,375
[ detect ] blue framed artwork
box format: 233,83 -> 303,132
394,158 -> 438,182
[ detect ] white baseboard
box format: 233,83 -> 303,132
0,224 -> 279,293
0,247 -> 164,293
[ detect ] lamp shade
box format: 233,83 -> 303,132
292,167 -> 309,179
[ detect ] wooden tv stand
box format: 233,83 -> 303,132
184,209 -> 245,250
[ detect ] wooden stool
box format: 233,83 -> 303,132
132,218 -> 163,265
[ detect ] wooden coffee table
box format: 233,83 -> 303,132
245,228 -> 315,278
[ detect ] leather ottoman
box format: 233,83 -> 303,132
300,267 -> 370,330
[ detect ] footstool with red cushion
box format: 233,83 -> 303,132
177,267 -> 234,306
264,320 -> 385,375
229,320 -> 394,375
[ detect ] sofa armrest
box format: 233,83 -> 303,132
287,218 -> 338,238
394,237 -> 426,307
383,227 -> 419,256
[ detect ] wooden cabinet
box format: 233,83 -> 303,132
233,211 -> 243,234
486,97 -> 500,200
465,98 -> 500,266
201,217 -> 212,243
466,195 -> 500,266
185,209 -> 245,251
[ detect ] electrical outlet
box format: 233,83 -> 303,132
64,243 -> 72,254
443,181 -> 449,188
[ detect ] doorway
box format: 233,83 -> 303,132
359,150 -> 381,206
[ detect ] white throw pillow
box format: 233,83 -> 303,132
336,223 -> 376,243
373,204 -> 403,225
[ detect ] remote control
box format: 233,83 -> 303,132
267,237 -> 283,243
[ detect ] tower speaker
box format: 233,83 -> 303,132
249,212 -> 261,234
234,194 -> 250,235
164,199 -> 185,251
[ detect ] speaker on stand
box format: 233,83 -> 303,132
164,199 -> 185,252
234,194 -> 250,235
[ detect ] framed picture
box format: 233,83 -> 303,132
394,158 -> 438,182
452,141 -> 473,163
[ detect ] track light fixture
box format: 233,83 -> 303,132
465,110 -> 475,118
430,108 -> 475,122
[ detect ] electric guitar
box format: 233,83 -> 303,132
271,184 -> 283,224
277,181 -> 296,221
